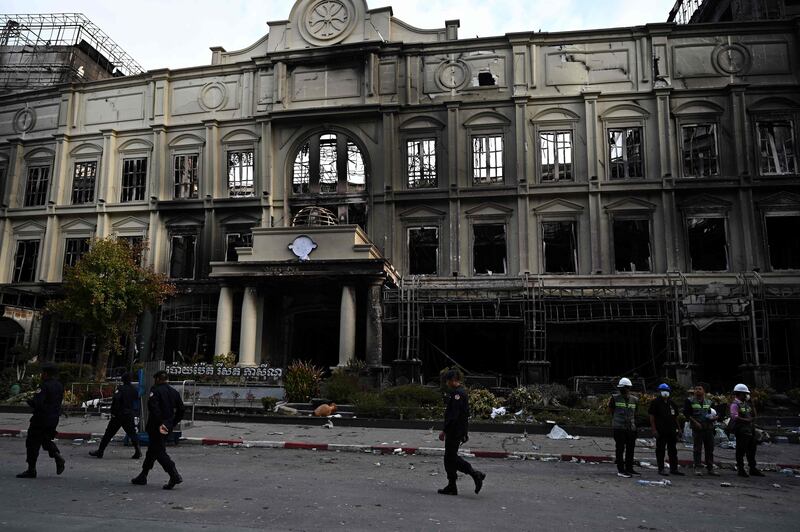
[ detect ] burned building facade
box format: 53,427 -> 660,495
0,0 -> 799,389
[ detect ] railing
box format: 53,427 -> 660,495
668,0 -> 705,24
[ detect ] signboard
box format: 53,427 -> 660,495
166,363 -> 282,381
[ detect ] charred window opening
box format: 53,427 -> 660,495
473,223 -> 506,275
174,153 -> 199,199
542,221 -> 577,274
227,150 -> 254,197
407,138 -> 437,188
292,133 -> 368,194
292,143 -> 310,194
119,235 -> 145,264
63,237 -> 91,273
408,227 -> 439,275
472,135 -> 503,184
613,219 -> 651,272
169,234 -> 197,279
71,161 -> 97,204
121,158 -> 147,202
225,231 -> 253,262
608,128 -> 643,179
682,124 -> 718,177
758,121 -> 796,175
766,215 -> 800,270
319,134 -> 338,193
13,239 -> 40,282
540,131 -> 573,182
24,165 -> 50,206
346,141 -> 366,192
477,72 -> 496,86
687,217 -> 728,271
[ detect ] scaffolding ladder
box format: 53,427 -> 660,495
523,274 -> 546,362
397,276 -> 420,361
665,272 -> 692,365
739,272 -> 771,366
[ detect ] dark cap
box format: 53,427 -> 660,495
443,369 -> 460,382
153,370 -> 168,380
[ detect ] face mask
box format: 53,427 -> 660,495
660,391 -> 670,398
746,394 -> 750,401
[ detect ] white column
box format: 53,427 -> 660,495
214,286 -> 233,356
239,286 -> 258,366
255,295 -> 265,364
338,285 -> 357,367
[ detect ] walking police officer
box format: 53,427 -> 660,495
730,383 -> 765,478
437,369 -> 485,496
648,383 -> 684,476
608,377 -> 639,477
17,363 -> 66,479
89,372 -> 141,459
683,382 -> 719,476
131,370 -> 185,489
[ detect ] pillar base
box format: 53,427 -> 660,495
519,360 -> 550,385
664,363 -> 697,389
738,364 -> 771,388
392,359 -> 422,385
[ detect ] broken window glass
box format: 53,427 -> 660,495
319,134 -> 338,193
613,219 -> 651,272
169,234 -> 197,279
174,154 -> 199,199
347,141 -> 366,192
71,161 -> 97,204
758,121 -> 796,175
766,215 -> 800,270
293,143 -> 310,194
540,131 -> 573,182
477,72 -> 496,86
13,239 -> 40,282
608,128 -> 643,179
225,231 -> 253,262
121,158 -> 147,202
227,150 -> 254,197
472,135 -> 504,184
682,125 -> 718,177
408,227 -> 438,275
542,221 -> 577,274
24,165 -> 50,206
407,138 -> 437,188
687,217 -> 727,271
473,223 -> 506,275
63,237 -> 91,273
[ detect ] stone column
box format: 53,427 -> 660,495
239,287 -> 258,366
365,281 -> 383,368
214,286 -> 234,356
338,285 -> 357,367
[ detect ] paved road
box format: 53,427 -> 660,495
0,438 -> 798,531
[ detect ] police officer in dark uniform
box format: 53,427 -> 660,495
17,363 -> 66,478
89,372 -> 141,459
131,370 -> 185,489
437,369 -> 485,496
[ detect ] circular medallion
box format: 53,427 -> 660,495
299,0 -> 357,46
199,82 -> 227,111
436,60 -> 470,90
288,235 -> 318,261
13,108 -> 36,133
713,44 -> 750,75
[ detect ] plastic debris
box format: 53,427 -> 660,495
514,409 -> 524,416
546,424 -> 574,440
719,440 -> 736,449
323,420 -> 334,429
636,480 -> 671,487
490,407 -> 507,419
72,439 -> 84,445
393,448 -> 404,455
374,462 -> 381,467
779,468 -> 796,476
772,483 -> 781,488
720,482 -> 732,487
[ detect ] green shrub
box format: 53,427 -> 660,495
468,388 -> 500,419
323,370 -> 364,404
283,360 -> 324,403
261,396 -> 278,412
56,363 -> 95,386
352,391 -> 389,418
382,384 -> 442,420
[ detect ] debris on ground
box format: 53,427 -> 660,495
720,482 -> 732,487
547,425 -> 574,440
636,480 -> 671,487
490,407 -> 507,419
313,403 -> 337,417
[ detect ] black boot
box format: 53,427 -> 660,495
131,471 -> 148,485
54,453 -> 65,475
163,466 -> 183,490
472,471 -> 486,494
749,468 -> 765,477
16,469 -> 36,479
131,443 -> 141,460
437,482 -> 457,496
89,449 -> 104,458
737,467 -> 749,477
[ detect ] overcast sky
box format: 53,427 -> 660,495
3,0 -> 677,71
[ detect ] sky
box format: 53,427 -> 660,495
1,0 -> 677,71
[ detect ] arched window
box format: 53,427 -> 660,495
292,132 -> 366,195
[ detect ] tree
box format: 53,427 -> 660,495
48,237 -> 175,381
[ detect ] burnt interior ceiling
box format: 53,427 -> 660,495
766,215 -> 800,270
613,219 -> 651,272
542,221 -> 577,273
408,227 -> 438,275
473,223 -> 507,274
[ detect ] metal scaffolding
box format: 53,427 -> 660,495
0,13 -> 144,93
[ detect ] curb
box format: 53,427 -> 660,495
3,428 -> 799,471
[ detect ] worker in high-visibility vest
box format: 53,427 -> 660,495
683,382 -> 719,476
730,383 -> 765,478
608,377 -> 639,478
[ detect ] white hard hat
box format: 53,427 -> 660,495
733,383 -> 750,393
617,377 -> 633,388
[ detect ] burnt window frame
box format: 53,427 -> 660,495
12,238 -> 41,283
407,226 -> 440,276
120,157 -> 148,203
756,119 -> 797,176
538,130 -> 574,182
70,160 -> 98,205
406,138 -> 438,189
470,133 -> 505,185
680,122 -> 720,178
540,218 -> 579,275
532,116 -> 580,184
62,236 -> 91,274
684,215 -> 729,272
291,132 -> 368,197
763,212 -> 800,272
610,216 -> 653,273
225,230 -> 254,262
226,149 -> 255,198
23,164 -> 51,207
471,221 -> 508,276
607,127 -> 645,180
173,152 -> 200,199
169,232 -> 198,280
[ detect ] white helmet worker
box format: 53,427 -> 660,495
617,377 -> 633,388
733,383 -> 750,393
